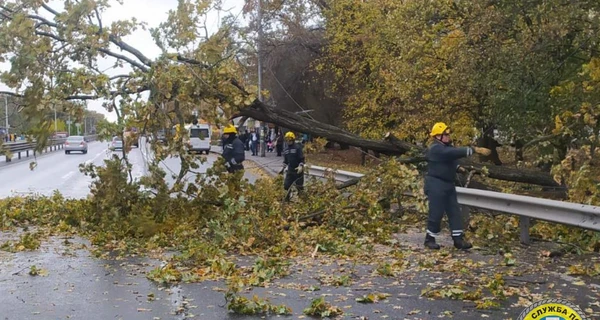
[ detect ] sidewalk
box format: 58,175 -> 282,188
210,144 -> 284,177
244,148 -> 284,176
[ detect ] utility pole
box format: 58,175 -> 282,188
4,94 -> 8,139
258,0 -> 266,157
84,116 -> 87,135
68,114 -> 71,136
54,106 -> 57,133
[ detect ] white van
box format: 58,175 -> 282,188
186,123 -> 211,154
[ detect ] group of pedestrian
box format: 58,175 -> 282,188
238,128 -> 286,157
3,133 -> 19,142
220,121 -> 491,251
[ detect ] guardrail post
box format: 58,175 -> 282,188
18,152 -> 21,159
519,217 -> 531,245
461,205 -> 471,226
26,150 -> 29,157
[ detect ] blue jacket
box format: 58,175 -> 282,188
222,136 -> 245,166
426,140 -> 473,184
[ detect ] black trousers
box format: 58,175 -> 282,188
227,164 -> 244,173
424,177 -> 464,238
284,172 -> 304,201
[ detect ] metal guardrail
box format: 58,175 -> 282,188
305,165 -> 600,244
1,135 -> 98,162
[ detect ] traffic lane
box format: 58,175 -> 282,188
0,142 -> 147,199
0,142 -> 108,198
59,146 -> 148,199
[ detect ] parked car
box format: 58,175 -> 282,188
65,135 -> 88,154
109,136 -> 123,151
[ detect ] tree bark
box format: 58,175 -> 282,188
238,102 -> 560,187
238,101 -> 416,155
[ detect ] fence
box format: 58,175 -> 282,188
305,165 -> 600,244
1,135 -> 98,162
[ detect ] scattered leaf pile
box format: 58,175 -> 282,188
0,156 -> 599,316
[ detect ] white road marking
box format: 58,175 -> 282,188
61,171 -> 75,180
83,149 -> 108,166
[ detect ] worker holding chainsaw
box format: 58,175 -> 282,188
424,122 -> 492,250
280,132 -> 305,201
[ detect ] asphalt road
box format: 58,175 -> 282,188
1,142 -> 600,319
0,138 -> 264,200
0,141 -> 149,199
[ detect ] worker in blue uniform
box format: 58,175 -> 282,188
424,122 -> 491,250
221,125 -> 245,173
282,132 -> 305,201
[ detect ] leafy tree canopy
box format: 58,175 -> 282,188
320,0 -> 600,146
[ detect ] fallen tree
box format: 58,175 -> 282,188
238,101 -> 561,188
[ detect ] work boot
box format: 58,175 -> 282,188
452,235 -> 473,250
424,235 -> 440,250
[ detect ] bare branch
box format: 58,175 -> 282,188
93,7 -> 103,33
41,3 -> 60,16
173,54 -> 210,68
522,123 -> 578,150
32,29 -> 149,72
0,85 -> 149,101
108,35 -> 152,67
109,75 -> 132,81
37,3 -> 152,69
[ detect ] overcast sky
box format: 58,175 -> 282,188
0,0 -> 246,123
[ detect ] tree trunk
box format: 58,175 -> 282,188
513,137 -> 524,162
476,133 -> 502,165
238,102 -> 560,187
238,101 -> 415,155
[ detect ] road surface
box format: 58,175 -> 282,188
1,142 -> 600,319
0,141 -> 147,199
0,139 -> 262,199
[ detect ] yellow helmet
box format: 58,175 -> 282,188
223,125 -> 237,134
430,122 -> 449,137
284,132 -> 295,140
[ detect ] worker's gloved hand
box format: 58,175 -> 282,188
473,147 -> 492,156
457,166 -> 467,173
296,164 -> 304,174
224,161 -> 231,168
279,165 -> 287,175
